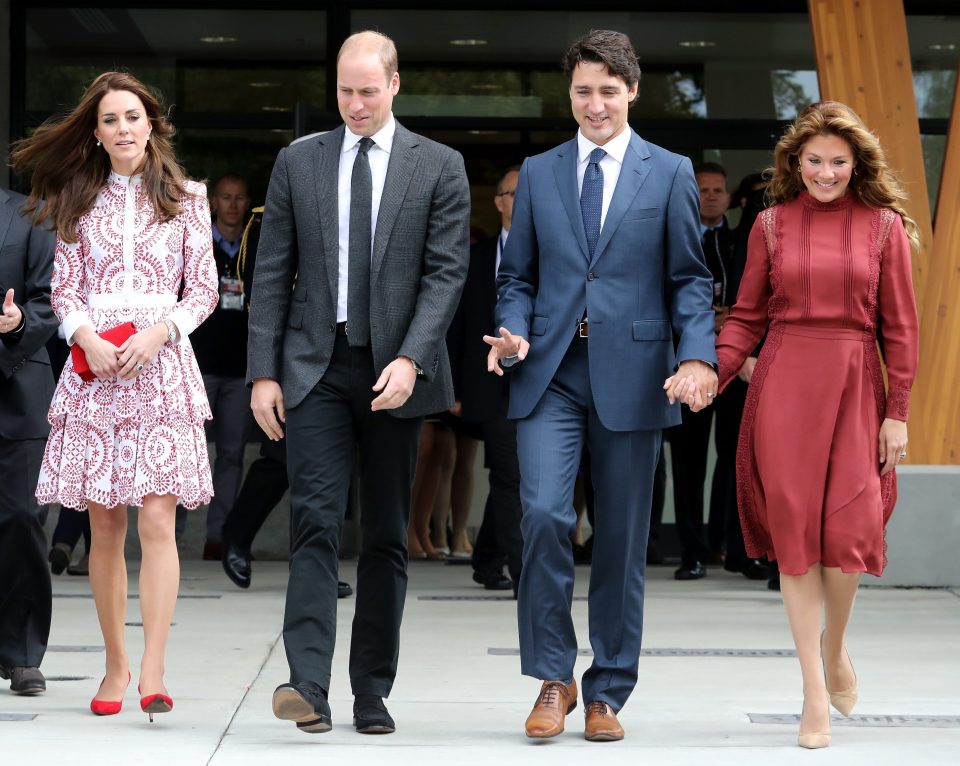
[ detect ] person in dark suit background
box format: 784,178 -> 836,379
486,30 -> 717,741
0,187 -> 57,695
448,165 -> 523,596
247,31 -> 470,735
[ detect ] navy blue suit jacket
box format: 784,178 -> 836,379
495,130 -> 716,432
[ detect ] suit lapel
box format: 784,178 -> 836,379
553,140 -> 590,262
591,132 -> 651,266
315,127 -> 343,309
372,122 -> 419,278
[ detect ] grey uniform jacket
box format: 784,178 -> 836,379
246,122 -> 471,417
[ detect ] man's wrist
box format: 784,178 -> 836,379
401,355 -> 424,376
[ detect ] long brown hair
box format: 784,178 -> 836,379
10,71 -> 195,243
767,100 -> 921,253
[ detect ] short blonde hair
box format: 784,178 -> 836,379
337,31 -> 398,81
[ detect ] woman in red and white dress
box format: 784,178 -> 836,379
12,72 -> 217,721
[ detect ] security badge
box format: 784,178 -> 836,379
219,275 -> 243,311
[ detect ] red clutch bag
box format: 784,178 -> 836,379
70,322 -> 138,382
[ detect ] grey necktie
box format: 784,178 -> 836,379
580,147 -> 606,258
348,136 -> 373,346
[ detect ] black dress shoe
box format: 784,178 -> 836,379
338,580 -> 353,599
272,683 -> 332,734
674,561 -> 707,580
222,534 -> 252,589
49,543 -> 71,575
724,556 -> 770,581
646,541 -> 665,565
572,534 -> 594,565
353,694 -> 395,734
0,666 -> 46,695
767,572 -> 781,591
472,570 -> 512,591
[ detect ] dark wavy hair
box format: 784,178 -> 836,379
767,100 -> 920,253
10,71 -> 195,243
563,30 -> 641,101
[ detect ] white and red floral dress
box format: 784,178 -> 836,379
36,172 -> 219,511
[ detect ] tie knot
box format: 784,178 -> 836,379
588,148 -> 606,165
357,137 -> 374,155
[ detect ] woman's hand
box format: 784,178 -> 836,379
878,418 -> 908,476
117,324 -> 168,380
73,326 -> 122,379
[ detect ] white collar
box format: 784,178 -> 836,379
576,126 -> 632,165
342,115 -> 396,155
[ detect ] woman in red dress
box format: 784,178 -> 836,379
668,101 -> 919,748
12,72 -> 218,721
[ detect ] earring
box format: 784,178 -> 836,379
96,139 -> 101,147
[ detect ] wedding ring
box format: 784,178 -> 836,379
706,392 -> 716,398
899,452 -> 907,459
136,363 -> 144,372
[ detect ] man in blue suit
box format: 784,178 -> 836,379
485,30 -> 718,741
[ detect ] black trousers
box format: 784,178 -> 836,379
471,406 -> 523,584
710,377 -> 750,561
283,335 -> 422,697
222,432 -> 288,550
52,507 -> 91,552
0,438 -> 52,668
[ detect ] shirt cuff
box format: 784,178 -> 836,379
61,310 -> 94,345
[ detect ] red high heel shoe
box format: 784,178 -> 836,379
139,684 -> 174,722
90,671 -> 131,716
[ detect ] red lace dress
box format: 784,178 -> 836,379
716,190 -> 918,576
35,173 -> 219,511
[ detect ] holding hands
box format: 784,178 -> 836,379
483,327 -> 530,377
663,360 -> 719,412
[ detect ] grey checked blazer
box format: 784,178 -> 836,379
246,122 -> 471,416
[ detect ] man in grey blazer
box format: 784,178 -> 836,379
247,31 -> 470,735
486,30 -> 717,741
0,187 -> 57,695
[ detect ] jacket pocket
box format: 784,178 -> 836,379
531,315 -> 549,336
622,207 -> 660,222
287,304 -> 304,329
632,319 -> 671,341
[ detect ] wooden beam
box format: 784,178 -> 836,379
808,0 -> 932,315
912,66 -> 960,463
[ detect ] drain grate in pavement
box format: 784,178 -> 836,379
488,647 -> 796,657
0,714 -> 36,721
47,645 -> 104,653
45,676 -> 93,682
749,713 -> 960,728
55,593 -> 220,599
420,595 -> 586,601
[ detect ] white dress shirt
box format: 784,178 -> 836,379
495,226 -> 509,279
337,115 -> 396,323
575,126 -> 632,231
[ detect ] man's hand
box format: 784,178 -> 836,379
663,360 -> 718,412
483,327 -> 530,377
371,357 -> 417,411
251,378 -> 285,441
713,305 -> 730,335
0,289 -> 23,334
737,356 -> 758,384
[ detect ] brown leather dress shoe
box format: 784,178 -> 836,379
584,700 -> 624,741
525,679 -> 578,738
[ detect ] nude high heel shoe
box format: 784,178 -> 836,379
797,694 -> 831,749
828,645 -> 858,717
821,631 -> 858,717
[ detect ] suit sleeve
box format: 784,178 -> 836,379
167,185 -> 219,341
0,217 -> 57,377
247,148 -> 300,384
396,150 -> 471,381
664,157 -> 717,367
494,159 -> 537,339
716,216 -> 772,391
877,214 -> 918,420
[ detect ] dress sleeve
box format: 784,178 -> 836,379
167,184 -> 219,342
715,214 -> 772,391
877,214 -> 919,420
52,231 -> 94,345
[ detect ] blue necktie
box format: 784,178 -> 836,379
580,148 -> 606,258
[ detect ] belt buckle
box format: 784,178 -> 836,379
577,320 -> 589,338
